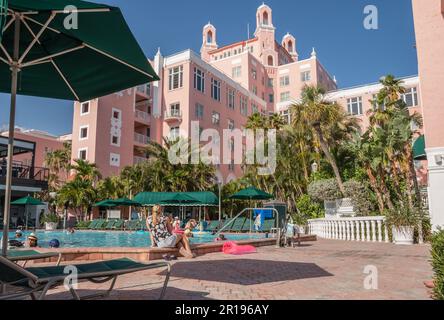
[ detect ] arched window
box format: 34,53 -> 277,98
267,55 -> 274,66
207,30 -> 213,44
263,11 -> 269,25
287,40 -> 293,53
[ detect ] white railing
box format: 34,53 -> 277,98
134,156 -> 147,165
135,109 -> 150,122
307,216 -> 389,243
134,133 -> 150,145
164,110 -> 182,120
136,84 -> 150,96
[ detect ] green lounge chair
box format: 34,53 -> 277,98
92,220 -> 106,230
104,220 -> 116,230
112,220 -> 124,230
7,250 -> 62,267
230,217 -> 247,233
219,219 -> 235,233
241,219 -> 254,233
262,219 -> 276,232
86,220 -> 98,230
0,256 -> 171,300
206,220 -> 221,232
125,220 -> 139,231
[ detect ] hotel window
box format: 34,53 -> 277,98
252,103 -> 259,115
168,65 -> 183,90
280,75 -> 290,87
267,79 -> 274,88
212,111 -> 220,125
301,71 -> 311,82
111,135 -> 120,147
169,103 -> 181,117
78,148 -> 87,161
170,127 -> 180,140
79,126 -> 88,140
252,85 -> 258,95
227,88 -> 235,109
269,94 -> 274,103
347,97 -> 363,115
251,68 -> 257,80
193,67 -> 205,93
232,66 -> 242,78
280,92 -> 290,102
228,160 -> 235,172
195,103 -> 204,119
228,119 -> 235,130
281,110 -> 291,124
372,94 -> 386,111
402,87 -> 418,107
80,102 -> 90,115
112,108 -> 121,121
240,96 -> 248,116
211,78 -> 221,101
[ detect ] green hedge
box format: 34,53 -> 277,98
431,229 -> 444,300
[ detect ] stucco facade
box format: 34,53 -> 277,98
412,0 -> 444,228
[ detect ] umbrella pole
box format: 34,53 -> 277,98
2,15 -> 20,257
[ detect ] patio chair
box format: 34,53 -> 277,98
92,220 -> 106,230
206,220 -> 221,232
230,217 -> 247,233
112,220 -> 125,230
241,219 -> 254,233
261,219 -> 276,233
125,220 -> 139,231
104,220 -> 116,230
7,250 -> 62,267
86,220 -> 98,230
0,256 -> 171,300
76,221 -> 91,230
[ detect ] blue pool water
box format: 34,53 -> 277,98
0,231 -> 265,248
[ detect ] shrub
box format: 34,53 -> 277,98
431,229 -> 444,300
308,179 -> 342,202
343,180 -> 375,216
294,195 -> 324,225
385,206 -> 420,228
40,213 -> 60,224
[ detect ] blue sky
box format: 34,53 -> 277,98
0,0 -> 418,136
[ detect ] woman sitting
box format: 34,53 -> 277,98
146,205 -> 195,259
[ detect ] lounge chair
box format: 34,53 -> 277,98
7,250 -> 62,267
241,219 -> 254,233
206,220 -> 221,232
0,256 -> 171,300
230,217 -> 247,233
104,220 -> 116,230
92,220 -> 106,230
112,220 -> 124,230
86,220 -> 98,230
125,220 -> 139,231
261,219 -> 276,232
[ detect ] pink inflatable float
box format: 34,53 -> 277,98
222,241 -> 257,255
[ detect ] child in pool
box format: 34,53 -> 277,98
184,219 -> 197,238
215,234 -> 227,242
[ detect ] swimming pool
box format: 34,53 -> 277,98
0,230 -> 265,248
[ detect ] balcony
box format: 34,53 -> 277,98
136,84 -> 150,97
134,109 -> 151,124
0,162 -> 49,192
164,110 -> 183,122
134,156 -> 148,165
134,133 -> 150,146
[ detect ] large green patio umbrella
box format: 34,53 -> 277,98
1,0 -> 159,256
230,187 -> 274,201
11,195 -> 44,230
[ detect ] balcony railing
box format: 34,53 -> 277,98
307,216 -> 389,243
0,162 -> 50,182
134,109 -> 150,123
136,84 -> 150,96
134,156 -> 148,165
164,110 -> 182,121
134,133 -> 150,145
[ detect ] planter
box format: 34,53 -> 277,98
45,222 -> 58,231
392,226 -> 414,245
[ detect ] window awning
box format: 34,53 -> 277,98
134,192 -> 219,207
413,135 -> 427,161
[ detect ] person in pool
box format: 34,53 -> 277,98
146,205 -> 195,259
15,230 -> 23,239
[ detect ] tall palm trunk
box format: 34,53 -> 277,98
366,167 -> 385,214
314,124 -> 345,196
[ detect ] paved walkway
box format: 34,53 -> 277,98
45,239 -> 432,300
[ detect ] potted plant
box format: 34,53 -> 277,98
40,213 -> 60,231
386,206 -> 420,245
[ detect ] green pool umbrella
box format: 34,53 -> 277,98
1,0 -> 159,256
230,187 -> 274,201
109,198 -> 141,207
93,200 -> 115,208
11,195 -> 44,230
11,195 -> 44,206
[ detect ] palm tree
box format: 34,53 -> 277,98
291,85 -> 360,196
44,141 -> 71,189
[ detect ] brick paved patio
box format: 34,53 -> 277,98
44,239 -> 432,300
